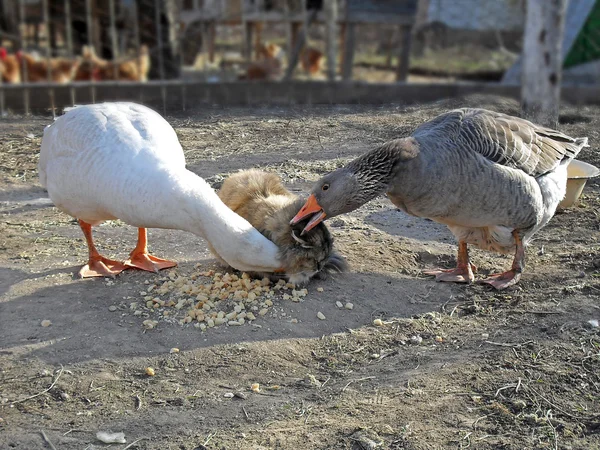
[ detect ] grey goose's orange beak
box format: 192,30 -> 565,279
290,193 -> 327,235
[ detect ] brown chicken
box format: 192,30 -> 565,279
240,43 -> 284,81
216,169 -> 347,284
74,45 -> 150,82
17,51 -> 81,83
300,47 -> 323,76
0,48 -> 21,83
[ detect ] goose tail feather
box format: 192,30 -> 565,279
561,137 -> 589,166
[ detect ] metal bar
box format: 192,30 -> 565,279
341,22 -> 355,81
18,0 -> 30,115
108,0 -> 119,79
64,0 -> 73,55
396,25 -> 412,82
284,0 -> 293,56
154,0 -> 167,114
42,0 -> 55,118
179,34 -> 185,111
0,79 -> 5,118
132,0 -> 143,103
85,0 -> 95,102
64,0 -> 75,105
324,0 -> 338,82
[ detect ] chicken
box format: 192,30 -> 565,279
74,45 -> 150,82
17,51 -> 81,83
0,47 -> 21,83
240,43 -> 284,81
300,47 -> 323,76
216,169 -> 347,284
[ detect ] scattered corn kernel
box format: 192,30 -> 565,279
344,303 -> 354,310
170,348 -> 179,354
373,319 -> 384,327
41,320 -> 52,327
317,312 -> 326,320
145,367 -> 155,376
251,383 -> 260,392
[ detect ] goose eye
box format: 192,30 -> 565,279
322,184 -> 330,191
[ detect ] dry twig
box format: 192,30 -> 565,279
10,365 -> 64,406
122,437 -> 148,450
40,431 -> 57,450
342,376 -> 376,392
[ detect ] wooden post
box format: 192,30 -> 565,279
324,0 -> 337,81
283,8 -> 318,81
341,22 -> 355,81
254,22 -> 263,60
521,0 -> 567,128
396,24 -> 412,82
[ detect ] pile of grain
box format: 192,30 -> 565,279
132,265 -> 308,331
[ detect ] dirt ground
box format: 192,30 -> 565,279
1,96 -> 599,450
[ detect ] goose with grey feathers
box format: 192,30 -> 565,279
291,108 -> 589,289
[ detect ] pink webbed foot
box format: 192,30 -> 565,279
423,263 -> 476,283
479,269 -> 522,290
79,256 -> 128,278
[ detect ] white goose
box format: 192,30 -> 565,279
39,102 -> 282,278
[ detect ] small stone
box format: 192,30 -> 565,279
373,319 -> 383,327
586,319 -> 599,328
60,392 -> 70,401
344,303 -> 354,310
41,320 -> 52,327
223,392 -> 234,398
335,301 -> 343,308
145,367 -> 155,376
108,305 -> 117,312
317,312 -> 326,320
410,335 -> 423,345
290,318 -> 298,324
316,287 -> 324,292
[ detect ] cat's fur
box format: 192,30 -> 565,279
216,169 -> 347,284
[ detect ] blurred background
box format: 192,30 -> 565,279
0,0 -> 598,118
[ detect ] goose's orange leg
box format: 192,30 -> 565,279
124,228 -> 177,273
480,231 -> 524,290
423,241 -> 476,283
78,220 -> 128,278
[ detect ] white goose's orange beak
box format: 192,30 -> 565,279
290,194 -> 327,235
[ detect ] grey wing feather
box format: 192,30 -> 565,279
414,108 -> 589,177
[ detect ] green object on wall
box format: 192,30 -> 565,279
564,0 -> 600,68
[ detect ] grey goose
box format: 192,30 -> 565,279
291,108 -> 589,290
